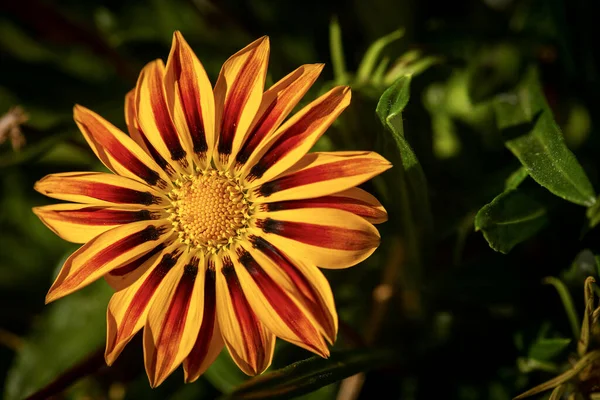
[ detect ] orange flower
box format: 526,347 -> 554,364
33,32 -> 391,387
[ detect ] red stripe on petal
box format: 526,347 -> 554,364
76,115 -> 166,188
257,158 -> 377,198
256,218 -> 379,251
217,54 -> 265,160
236,248 -> 323,354
247,90 -> 347,181
60,225 -> 166,293
171,41 -> 208,156
221,256 -> 265,369
185,268 -> 217,373
113,250 -> 181,349
249,235 -> 334,338
47,207 -> 159,226
148,65 -> 188,167
235,100 -> 278,166
43,178 -> 162,206
109,244 -> 166,277
263,196 -> 384,221
154,259 -> 198,378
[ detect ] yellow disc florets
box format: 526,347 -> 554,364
168,169 -> 252,253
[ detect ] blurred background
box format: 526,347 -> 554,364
2,0 -> 600,399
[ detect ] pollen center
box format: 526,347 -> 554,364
169,170 -> 251,253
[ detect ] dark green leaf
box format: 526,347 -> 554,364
222,349 -> 394,400
3,279 -> 112,400
505,167 -> 529,191
475,189 -> 548,254
493,67 -> 596,207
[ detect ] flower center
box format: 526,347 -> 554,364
169,170 -> 251,253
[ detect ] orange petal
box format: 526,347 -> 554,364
232,244 -> 329,357
46,221 -> 173,303
125,90 -> 174,176
213,37 -> 270,168
104,243 -> 167,291
165,31 -> 216,169
251,208 -> 380,269
243,86 -> 351,185
74,105 -> 171,190
136,60 -> 193,176
247,236 -> 337,344
257,187 -> 387,224
143,254 -> 205,387
183,268 -> 224,383
215,255 -> 275,375
33,204 -> 167,244
234,64 -> 323,171
105,243 -> 184,365
250,151 -> 392,203
34,172 -> 169,209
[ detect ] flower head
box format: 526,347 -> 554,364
33,32 -> 391,387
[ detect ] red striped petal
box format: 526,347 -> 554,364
125,90 -> 175,177
235,64 -> 323,169
244,86 -> 350,184
259,188 -> 388,224
46,221 -> 172,303
248,235 -> 336,342
214,37 -> 270,167
165,32 -> 215,166
256,218 -> 379,251
217,255 -> 275,375
235,246 -> 328,356
183,268 -> 224,382
137,60 -> 191,175
74,105 -> 170,189
105,246 -> 183,365
34,172 -> 168,208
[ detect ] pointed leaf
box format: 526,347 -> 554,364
493,67 -> 596,207
475,189 -> 548,254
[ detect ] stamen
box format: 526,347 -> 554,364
168,169 -> 252,253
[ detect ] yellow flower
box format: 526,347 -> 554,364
33,32 -> 391,387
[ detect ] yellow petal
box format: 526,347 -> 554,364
246,236 -> 338,344
165,31 -> 216,169
250,151 -> 392,203
33,204 -> 167,244
231,243 -> 329,357
74,105 -> 171,190
105,243 -> 185,365
143,253 -> 206,387
213,36 -> 270,168
250,208 -> 380,269
243,86 -> 351,185
214,254 -> 275,375
34,172 -> 169,209
104,242 -> 167,291
136,60 -> 193,176
257,187 -> 388,224
46,221 -> 173,303
183,268 -> 224,383
234,64 -> 323,171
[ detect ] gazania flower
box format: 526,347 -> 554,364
33,31 -> 391,387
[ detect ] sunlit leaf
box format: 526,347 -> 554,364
493,67 -> 596,207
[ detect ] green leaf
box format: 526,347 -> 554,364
543,276 -> 580,340
528,338 -> 571,362
222,349 -> 394,400
504,167 -> 529,190
356,29 -> 404,84
4,279 -> 112,400
329,17 -> 347,85
475,189 -> 548,254
493,67 -> 596,207
376,75 -> 432,315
